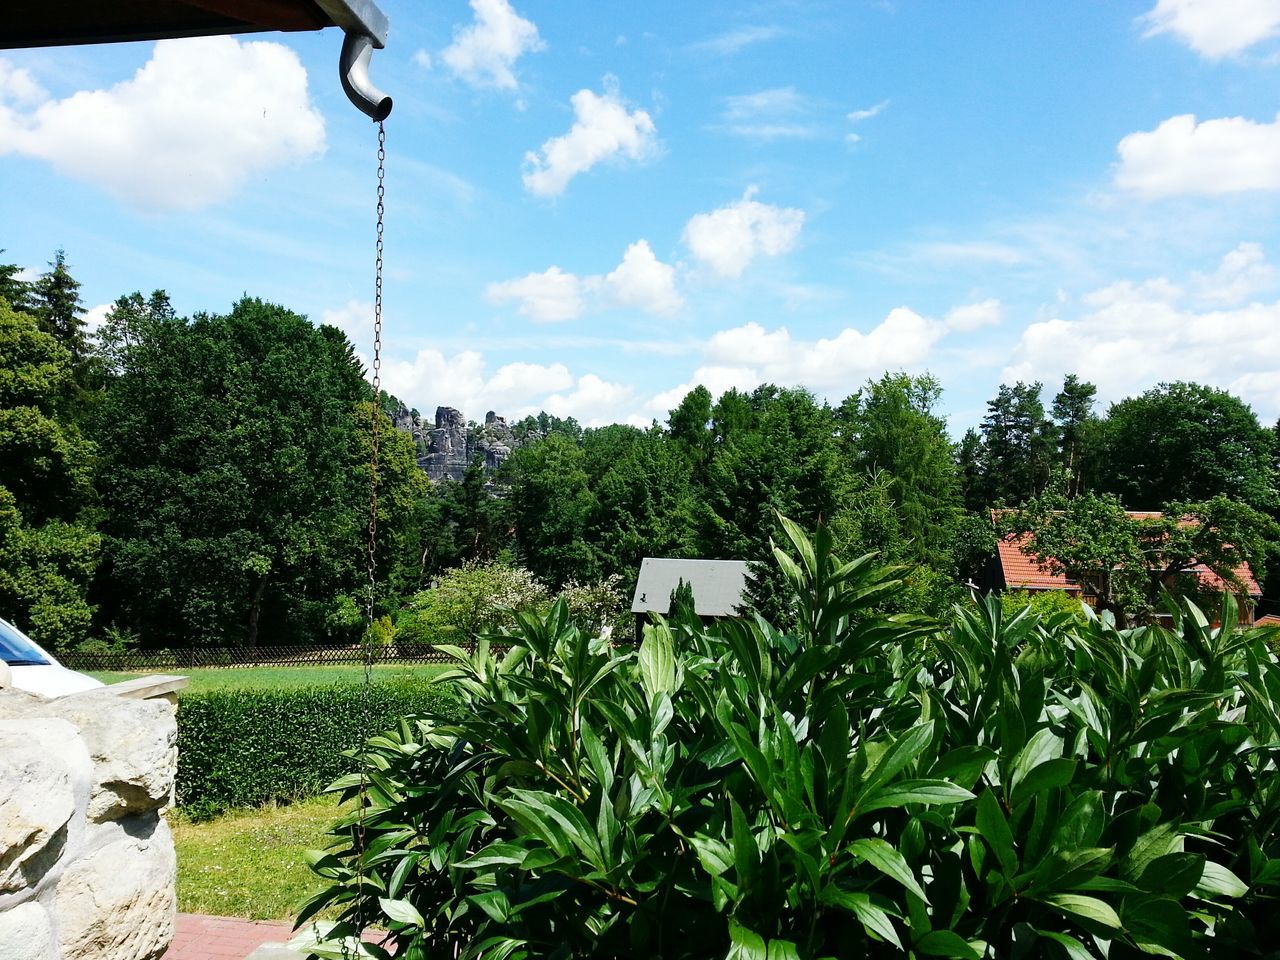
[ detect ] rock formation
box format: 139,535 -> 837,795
0,685 -> 178,960
421,407 -> 514,482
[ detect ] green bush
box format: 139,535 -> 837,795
176,680 -> 458,817
395,560 -> 549,647
298,516 -> 1280,960
998,587 -> 1089,623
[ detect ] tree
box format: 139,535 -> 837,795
668,385 -> 712,466
1098,381 -> 1278,511
1050,374 -> 1098,496
1002,485 -> 1278,627
507,433 -> 598,587
955,427 -> 986,511
92,296 -> 416,648
585,427 -> 698,590
0,249 -> 33,313
978,381 -> 1056,505
837,372 -> 961,567
0,301 -> 99,649
96,290 -> 177,376
31,249 -> 88,367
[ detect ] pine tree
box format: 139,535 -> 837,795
1051,374 -> 1098,496
33,249 -> 88,365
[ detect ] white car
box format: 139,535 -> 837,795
0,617 -> 104,697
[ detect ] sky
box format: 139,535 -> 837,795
3,0 -> 1280,434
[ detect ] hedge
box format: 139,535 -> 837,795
176,680 -> 460,816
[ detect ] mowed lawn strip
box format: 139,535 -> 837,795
88,661 -> 450,693
169,795 -> 341,921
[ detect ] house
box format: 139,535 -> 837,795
987,510 -> 1263,625
630,558 -> 752,642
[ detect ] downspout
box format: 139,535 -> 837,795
340,31 -> 392,120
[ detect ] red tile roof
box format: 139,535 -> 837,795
1257,615 -> 1280,628
993,511 -> 1262,597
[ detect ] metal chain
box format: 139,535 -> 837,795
350,118 -> 385,960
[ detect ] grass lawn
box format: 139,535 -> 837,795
88,662 -> 450,694
169,795 -> 341,921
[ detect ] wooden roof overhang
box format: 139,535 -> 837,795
2,0 -> 386,50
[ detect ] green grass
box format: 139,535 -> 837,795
88,662 -> 450,694
170,795 -> 341,921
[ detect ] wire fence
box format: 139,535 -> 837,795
59,642 -> 462,673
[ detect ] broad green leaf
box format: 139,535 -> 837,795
929,746 -> 996,791
638,622 -> 676,701
821,888 -> 902,948
1195,861 -> 1248,898
727,919 -> 768,960
1033,929 -> 1093,960
1039,893 -> 1122,931
454,843 -> 529,869
1010,758 -> 1076,807
858,779 -> 974,815
848,838 -> 929,903
378,898 -> 425,928
1138,853 -> 1204,898
1008,728 -> 1063,796
857,722 -> 935,803
976,790 -> 1017,878
914,930 -> 981,959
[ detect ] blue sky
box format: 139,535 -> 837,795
3,0 -> 1280,433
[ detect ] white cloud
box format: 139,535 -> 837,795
376,345 -> 638,428
0,60 -> 46,106
604,240 -> 683,314
0,38 -> 324,212
442,0 -> 544,90
1004,247 -> 1280,421
541,374 -> 640,427
489,240 -> 682,320
1115,112 -> 1280,197
1141,0 -> 1280,58
522,78 -> 658,197
682,187 -> 806,277
945,299 -> 1004,331
692,26 -> 785,56
382,347 -> 574,418
722,87 -> 817,140
320,300 -> 373,342
704,309 -> 944,390
847,100 -> 889,123
647,365 -> 759,415
1192,242 -> 1278,303
486,267 -> 586,322
412,49 -> 433,69
644,306 -> 957,418
725,87 -> 806,119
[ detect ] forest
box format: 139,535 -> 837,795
2,247 -> 1278,653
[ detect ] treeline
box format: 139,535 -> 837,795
1,246 -> 1278,651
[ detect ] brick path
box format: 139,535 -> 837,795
164,914 -> 295,959
165,913 -> 395,959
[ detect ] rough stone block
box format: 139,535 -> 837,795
0,723 -> 80,893
42,695 -> 177,822
54,816 -> 176,960
0,901 -> 54,960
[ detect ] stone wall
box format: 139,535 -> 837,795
0,684 -> 179,960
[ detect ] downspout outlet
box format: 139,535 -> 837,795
341,32 -> 392,121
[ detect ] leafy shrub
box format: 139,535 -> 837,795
557,573 -> 627,637
176,680 -> 458,817
997,587 -> 1088,623
299,518 -> 1280,959
395,561 -> 549,647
